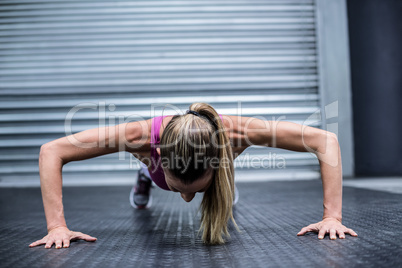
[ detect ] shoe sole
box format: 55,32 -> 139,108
129,186 -> 153,209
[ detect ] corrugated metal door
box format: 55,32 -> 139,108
0,0 -> 321,185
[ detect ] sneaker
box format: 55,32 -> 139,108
129,169 -> 153,209
233,184 -> 239,206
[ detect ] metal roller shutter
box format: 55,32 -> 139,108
0,0 -> 322,185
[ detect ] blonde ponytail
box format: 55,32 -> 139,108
159,102 -> 239,244
188,103 -> 239,244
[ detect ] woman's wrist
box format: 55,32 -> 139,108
322,211 -> 342,222
322,198 -> 342,221
47,224 -> 68,233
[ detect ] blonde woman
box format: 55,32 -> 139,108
29,102 -> 357,249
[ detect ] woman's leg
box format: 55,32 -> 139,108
139,161 -> 152,179
129,162 -> 153,209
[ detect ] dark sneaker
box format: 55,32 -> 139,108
233,184 -> 239,206
129,169 -> 153,209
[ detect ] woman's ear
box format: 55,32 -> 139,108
156,147 -> 161,155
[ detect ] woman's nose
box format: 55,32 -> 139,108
181,192 -> 195,202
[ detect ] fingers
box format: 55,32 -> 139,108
29,239 -> 45,248
55,240 -> 63,249
344,228 -> 358,237
45,239 -> 54,249
298,220 -> 358,240
337,230 -> 346,239
318,228 -> 358,240
30,229 -> 97,249
63,238 -> 70,248
72,232 -> 97,242
297,225 -> 315,236
56,234 -> 71,248
329,229 -> 337,240
318,228 -> 327,239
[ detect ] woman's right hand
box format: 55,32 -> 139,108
29,226 -> 97,249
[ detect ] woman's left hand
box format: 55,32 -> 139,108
297,218 -> 358,239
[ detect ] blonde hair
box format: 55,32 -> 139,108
159,102 -> 238,244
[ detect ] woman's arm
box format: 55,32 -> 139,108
29,120 -> 150,248
234,115 -> 358,239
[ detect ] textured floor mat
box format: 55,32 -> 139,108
0,180 -> 401,268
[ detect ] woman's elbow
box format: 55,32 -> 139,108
326,131 -> 339,145
316,131 -> 339,155
39,141 -> 62,162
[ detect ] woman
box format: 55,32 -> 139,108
29,102 -> 357,249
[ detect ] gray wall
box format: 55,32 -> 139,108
0,0 -> 326,186
347,0 -> 402,176
316,0 -> 354,177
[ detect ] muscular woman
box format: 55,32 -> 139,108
29,102 -> 357,249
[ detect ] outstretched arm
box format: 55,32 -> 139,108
29,120 -> 150,249
239,116 -> 358,240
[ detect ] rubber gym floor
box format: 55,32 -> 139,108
1,179 -> 401,268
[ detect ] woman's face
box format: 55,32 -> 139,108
164,168 -> 214,202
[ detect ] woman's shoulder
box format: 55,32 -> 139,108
220,114 -> 262,127
220,114 -> 260,148
220,114 -> 250,129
